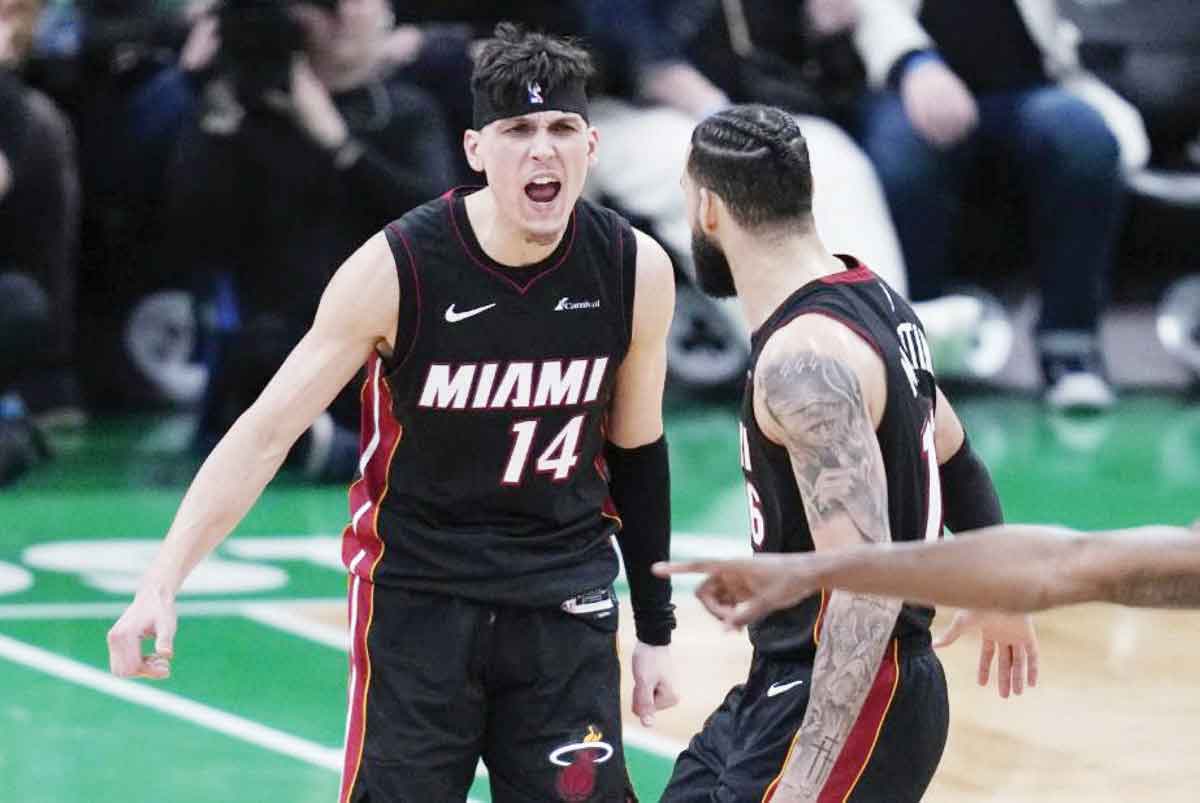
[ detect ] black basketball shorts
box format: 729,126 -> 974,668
339,579 -> 637,803
662,639 -> 949,802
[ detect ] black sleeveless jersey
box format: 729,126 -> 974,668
340,188 -> 638,606
742,256 -> 942,656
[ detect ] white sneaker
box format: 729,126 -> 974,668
1044,371 -> 1116,412
914,291 -> 1013,379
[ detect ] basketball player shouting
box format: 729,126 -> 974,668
661,105 -> 1038,803
107,24 -> 680,802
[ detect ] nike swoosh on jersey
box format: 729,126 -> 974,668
766,679 -> 805,697
444,302 -> 497,323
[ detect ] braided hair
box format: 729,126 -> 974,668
687,105 -> 813,228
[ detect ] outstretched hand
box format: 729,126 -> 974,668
900,58 -> 978,148
264,57 -> 350,151
806,0 -> 859,35
654,554 -> 825,629
935,609 -> 1039,698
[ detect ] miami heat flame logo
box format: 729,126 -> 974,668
551,725 -> 613,802
528,81 -> 545,105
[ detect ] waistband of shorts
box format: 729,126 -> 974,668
757,629 -> 933,665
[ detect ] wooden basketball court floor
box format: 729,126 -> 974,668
1,394 -> 1196,802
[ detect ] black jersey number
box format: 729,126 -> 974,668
502,415 -> 586,486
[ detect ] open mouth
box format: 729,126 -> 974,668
524,178 -> 562,204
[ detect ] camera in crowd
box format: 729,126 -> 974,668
215,0 -> 335,106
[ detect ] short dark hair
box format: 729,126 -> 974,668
470,23 -> 594,114
687,105 -> 814,229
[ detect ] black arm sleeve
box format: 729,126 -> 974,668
939,433 -> 1004,533
605,436 -> 676,645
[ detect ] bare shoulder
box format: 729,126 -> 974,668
315,231 -> 400,352
753,314 -> 887,443
629,227 -> 676,342
631,227 -> 675,297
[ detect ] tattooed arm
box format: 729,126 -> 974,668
753,320 -> 901,802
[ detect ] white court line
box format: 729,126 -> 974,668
0,598 -> 346,621
623,723 -> 687,758
244,602 -> 491,780
0,527 -> 733,799
0,632 -> 489,800
0,632 -> 343,770
671,533 -> 752,559
243,602 -> 350,651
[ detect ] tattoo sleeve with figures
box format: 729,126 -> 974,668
758,352 -> 887,539
758,350 -> 903,801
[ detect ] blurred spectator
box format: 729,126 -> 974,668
33,0 -> 200,415
385,3 -> 582,183
169,0 -> 453,480
853,0 -> 1150,410
0,0 -> 81,438
582,0 -> 910,297
392,2 -> 908,292
383,3 -> 921,394
0,270 -> 52,486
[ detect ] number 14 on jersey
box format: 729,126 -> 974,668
503,415 -> 587,485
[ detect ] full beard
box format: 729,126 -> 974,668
692,228 -> 738,299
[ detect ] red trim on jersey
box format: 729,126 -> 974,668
800,309 -> 886,363
613,214 -> 631,350
340,359 -> 403,801
338,574 -> 377,803
818,640 -> 901,802
445,190 -> 578,296
342,358 -> 402,578
385,222 -> 423,372
819,257 -> 875,285
594,453 -> 624,527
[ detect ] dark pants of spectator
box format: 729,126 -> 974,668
0,271 -> 53,391
856,85 -> 1125,339
0,271 -> 53,483
198,313 -> 361,482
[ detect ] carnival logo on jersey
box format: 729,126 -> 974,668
555,297 -> 601,312
551,725 -> 613,802
528,81 -> 545,105
418,357 -> 609,411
